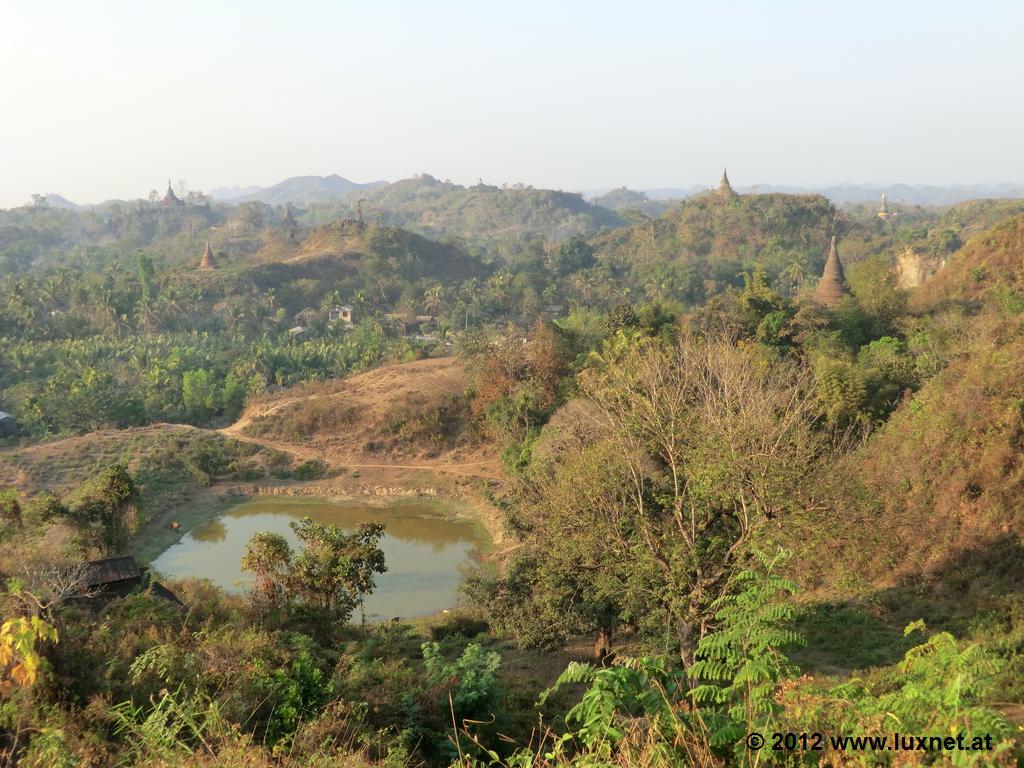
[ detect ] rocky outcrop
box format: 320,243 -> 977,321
897,247 -> 945,289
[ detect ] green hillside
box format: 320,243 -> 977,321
4,194 -> 1024,767
305,174 -> 625,260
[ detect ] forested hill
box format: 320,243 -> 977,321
589,190 -> 838,304
795,210 -> 1024,604
911,211 -> 1024,307
215,174 -> 384,205
588,186 -> 669,217
0,198 -> 491,279
306,174 -> 625,259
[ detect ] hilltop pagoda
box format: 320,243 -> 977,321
161,180 -> 184,206
813,236 -> 850,307
718,167 -> 737,198
877,192 -> 896,220
198,241 -> 216,270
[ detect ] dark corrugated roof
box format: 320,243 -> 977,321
80,556 -> 141,587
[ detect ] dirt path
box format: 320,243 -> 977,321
222,427 -> 503,480
221,429 -> 324,461
221,395 -> 330,436
218,357 -> 504,481
326,460 -> 502,480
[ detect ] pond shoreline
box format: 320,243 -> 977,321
150,494 -> 490,619
134,476 -> 505,566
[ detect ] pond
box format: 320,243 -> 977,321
152,497 -> 486,620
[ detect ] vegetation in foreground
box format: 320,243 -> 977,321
2,192 -> 1024,764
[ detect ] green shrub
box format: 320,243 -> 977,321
421,641 -> 502,720
291,460 -> 325,481
430,613 -> 489,642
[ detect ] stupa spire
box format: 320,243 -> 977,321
877,192 -> 895,220
718,167 -> 737,198
812,235 -> 850,307
198,241 -> 216,270
161,179 -> 182,206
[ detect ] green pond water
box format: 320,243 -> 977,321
152,498 -> 485,619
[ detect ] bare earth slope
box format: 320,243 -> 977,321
224,357 -> 501,479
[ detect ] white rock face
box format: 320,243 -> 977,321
897,248 -> 946,289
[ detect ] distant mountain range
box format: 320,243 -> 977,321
632,183 -> 1024,206
24,178 -> 1024,213
42,193 -> 81,209
209,174 -> 384,205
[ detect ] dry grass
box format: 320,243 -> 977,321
234,357 -> 492,468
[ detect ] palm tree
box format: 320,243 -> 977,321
352,289 -> 370,318
133,299 -> 157,332
226,302 -> 249,340
784,260 -> 805,295
570,273 -> 595,303
321,290 -> 343,311
423,284 -> 446,318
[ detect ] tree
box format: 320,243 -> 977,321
241,517 -> 387,624
68,464 -> 140,555
689,551 -> 803,756
578,333 -> 827,666
603,301 -> 640,334
466,440 -> 640,657
423,283 -> 446,318
182,369 -> 219,423
241,532 -> 292,614
0,490 -> 22,530
525,320 -> 573,412
289,518 -> 387,619
1,613 -> 58,695
550,235 -> 595,275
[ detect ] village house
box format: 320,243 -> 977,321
293,307 -> 320,328
327,304 -> 354,327
75,556 -> 180,609
292,304 -> 355,333
384,312 -> 436,337
0,410 -> 17,437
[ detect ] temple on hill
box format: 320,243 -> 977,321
877,192 -> 896,220
198,241 -> 216,270
718,168 -> 737,198
161,180 -> 184,206
813,236 -> 850,307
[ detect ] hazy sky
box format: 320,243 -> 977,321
2,0 -> 1022,208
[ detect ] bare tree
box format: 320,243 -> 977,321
6,562 -> 98,619
580,332 -> 829,666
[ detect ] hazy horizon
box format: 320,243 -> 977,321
3,0 -> 1023,208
